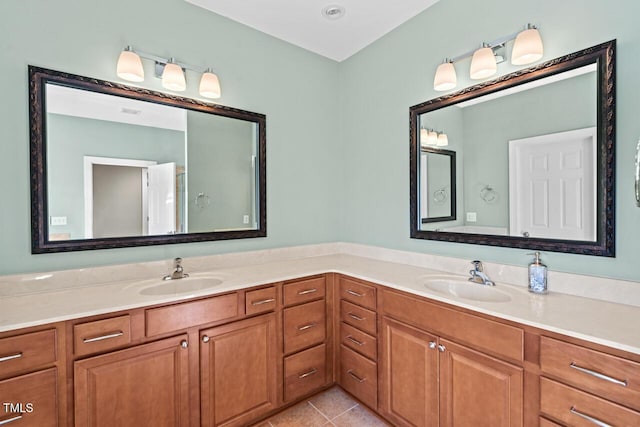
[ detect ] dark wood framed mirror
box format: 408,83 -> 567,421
30,66 -> 267,253
410,40 -> 615,256
420,147 -> 457,224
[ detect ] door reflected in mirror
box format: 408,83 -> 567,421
420,147 -> 456,223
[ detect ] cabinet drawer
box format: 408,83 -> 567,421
146,293 -> 238,337
539,418 -> 562,427
74,315 -> 131,357
339,345 -> 377,409
283,300 -> 326,354
540,336 -> 640,411
284,344 -> 327,402
0,330 -> 56,379
283,276 -> 326,307
0,368 -> 57,427
245,286 -> 277,316
340,322 -> 377,361
341,300 -> 376,336
540,377 -> 640,426
340,277 -> 376,310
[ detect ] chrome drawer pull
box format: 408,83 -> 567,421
346,335 -> 364,346
298,289 -> 318,295
570,407 -> 612,427
346,289 -> 364,297
347,369 -> 366,383
0,415 -> 23,425
0,353 -> 22,363
347,312 -> 365,321
251,298 -> 275,306
82,331 -> 124,343
298,323 -> 317,331
298,368 -> 318,379
569,363 -> 628,387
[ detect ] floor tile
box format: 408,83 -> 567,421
308,386 -> 358,420
331,404 -> 391,427
268,401 -> 331,427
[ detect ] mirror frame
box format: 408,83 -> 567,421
29,66 -> 267,253
420,147 -> 457,224
409,40 -> 615,257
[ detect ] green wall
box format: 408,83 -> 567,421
339,0 -> 640,281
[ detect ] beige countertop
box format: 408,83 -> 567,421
1,254 -> 638,355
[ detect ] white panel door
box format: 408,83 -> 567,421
509,128 -> 596,240
147,162 -> 176,235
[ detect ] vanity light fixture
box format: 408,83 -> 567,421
432,23 -> 543,91
420,128 -> 430,146
116,46 -> 222,99
436,132 -> 449,147
421,128 -> 448,147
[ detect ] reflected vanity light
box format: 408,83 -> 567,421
433,23 -> 543,91
421,128 -> 447,147
116,46 -> 222,99
436,132 -> 448,147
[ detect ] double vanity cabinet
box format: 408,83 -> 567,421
1,273 -> 639,426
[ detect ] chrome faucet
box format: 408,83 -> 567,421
468,260 -> 495,286
163,257 -> 189,280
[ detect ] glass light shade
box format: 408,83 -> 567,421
162,62 -> 186,92
511,28 -> 543,65
436,133 -> 449,147
433,61 -> 457,91
420,128 -> 429,146
116,49 -> 144,82
470,47 -> 497,80
199,71 -> 221,99
427,130 -> 438,145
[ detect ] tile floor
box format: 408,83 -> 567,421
253,386 -> 390,427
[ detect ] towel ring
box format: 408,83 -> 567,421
194,192 -> 210,209
433,187 -> 448,205
480,185 -> 498,203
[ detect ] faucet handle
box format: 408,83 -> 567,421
470,260 -> 483,271
173,257 -> 182,265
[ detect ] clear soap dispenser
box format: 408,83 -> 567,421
528,252 -> 547,294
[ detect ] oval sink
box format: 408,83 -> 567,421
422,275 -> 511,303
139,276 -> 224,296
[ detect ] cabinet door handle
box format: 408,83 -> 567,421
180,340 -> 188,349
428,341 -> 437,350
570,407 -> 612,427
347,312 -> 365,321
298,288 -> 318,295
0,353 -> 22,363
0,415 -> 23,425
251,298 -> 275,306
437,344 -> 446,352
82,331 -> 124,343
569,363 -> 628,387
298,323 -> 317,331
347,369 -> 366,383
346,335 -> 364,346
298,368 -> 318,379
202,335 -> 210,343
346,289 -> 364,297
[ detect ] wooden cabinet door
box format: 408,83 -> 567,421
200,314 -> 278,427
379,317 -> 438,427
74,334 -> 190,427
439,339 -> 523,427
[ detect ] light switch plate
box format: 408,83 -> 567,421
466,212 -> 477,222
50,216 -> 67,226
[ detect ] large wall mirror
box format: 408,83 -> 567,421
410,41 -> 615,256
30,67 -> 266,253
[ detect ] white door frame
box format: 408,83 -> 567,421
83,156 -> 156,238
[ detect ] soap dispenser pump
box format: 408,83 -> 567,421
528,252 -> 547,294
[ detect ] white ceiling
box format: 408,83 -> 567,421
185,0 -> 440,62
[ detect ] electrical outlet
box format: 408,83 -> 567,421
243,215 -> 250,224
50,216 -> 67,226
466,212 -> 477,222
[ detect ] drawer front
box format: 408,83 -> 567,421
340,277 -> 376,310
341,300 -> 376,336
0,330 -> 56,378
74,315 -> 131,357
0,368 -> 57,427
539,418 -> 562,427
540,377 -> 640,426
339,345 -> 377,409
540,336 -> 640,411
340,322 -> 377,361
284,344 -> 327,402
146,293 -> 238,337
245,286 -> 277,316
283,300 -> 326,354
283,276 -> 326,307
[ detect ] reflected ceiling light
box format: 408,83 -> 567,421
115,45 -> 223,99
432,23 -> 543,91
511,24 -> 543,65
427,130 -> 438,145
436,133 -> 449,147
420,128 -> 429,146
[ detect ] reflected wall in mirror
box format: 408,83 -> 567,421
30,67 -> 266,253
420,147 -> 456,223
410,41 -> 615,256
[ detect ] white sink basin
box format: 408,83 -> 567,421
422,275 -> 511,303
138,276 -> 224,296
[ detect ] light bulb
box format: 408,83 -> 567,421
199,70 -> 221,99
427,130 -> 438,145
116,47 -> 144,82
512,25 -> 543,65
433,60 -> 457,91
470,45 -> 497,80
420,128 -> 429,146
437,133 -> 448,147
162,59 -> 186,92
